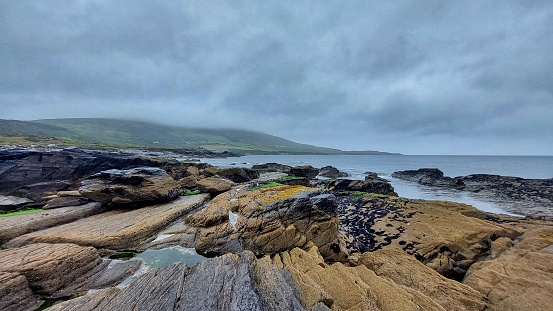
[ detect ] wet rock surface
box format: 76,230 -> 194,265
325,178 -> 398,196
393,168 -> 553,216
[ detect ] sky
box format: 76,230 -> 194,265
1,1 -> 553,155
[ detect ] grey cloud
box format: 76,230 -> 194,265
1,0 -> 552,155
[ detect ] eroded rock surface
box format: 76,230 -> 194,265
0,202 -> 103,244
0,272 -> 42,311
79,167 -> 180,206
185,186 -> 343,259
6,195 -> 209,250
196,177 -> 234,194
463,226 -> 553,311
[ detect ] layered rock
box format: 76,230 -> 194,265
185,186 -> 342,259
0,202 -> 103,244
0,195 -> 35,212
353,248 -> 486,311
337,196 -> 520,280
5,195 -> 209,250
0,243 -> 102,295
0,272 -> 42,311
79,167 -> 181,206
463,226 -> 553,311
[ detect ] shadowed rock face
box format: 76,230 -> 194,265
218,167 -> 260,183
79,167 -> 181,206
0,272 -> 42,311
319,166 -> 349,178
326,178 -> 398,196
251,162 -> 292,173
290,165 -> 319,179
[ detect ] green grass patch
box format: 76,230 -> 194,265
252,182 -> 283,190
277,175 -> 305,182
350,191 -> 369,201
182,189 -> 200,196
0,208 -> 43,218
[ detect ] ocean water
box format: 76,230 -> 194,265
201,155 -> 553,216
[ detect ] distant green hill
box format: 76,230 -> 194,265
0,118 -> 397,155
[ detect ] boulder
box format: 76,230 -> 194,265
196,177 -> 233,194
319,166 -> 349,178
290,165 -> 319,179
5,195 -> 209,250
201,167 -> 219,177
251,162 -> 292,173
177,175 -> 197,189
326,178 -> 397,196
79,167 -> 180,206
218,167 -> 260,183
0,195 -> 34,212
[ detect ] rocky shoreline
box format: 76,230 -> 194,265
392,168 -> 553,217
1,147 -> 552,310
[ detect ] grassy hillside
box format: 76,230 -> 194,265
0,118 -> 347,154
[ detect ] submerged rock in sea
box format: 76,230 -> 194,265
79,167 -> 181,206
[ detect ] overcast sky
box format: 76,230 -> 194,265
1,1 -> 552,155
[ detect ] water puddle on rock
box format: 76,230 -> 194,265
115,246 -> 207,288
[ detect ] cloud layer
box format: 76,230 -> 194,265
1,0 -> 552,155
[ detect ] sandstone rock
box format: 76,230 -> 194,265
0,195 -> 34,212
79,167 -> 180,206
337,196 -> 520,280
186,186 -> 343,260
0,272 -> 42,311
0,202 -> 103,244
0,243 -> 102,295
43,196 -> 88,209
186,165 -> 200,176
218,167 -> 260,183
5,195 -> 209,250
196,177 -> 233,194
327,178 -> 397,196
274,247 -> 446,310
290,165 -> 319,179
251,162 -> 292,173
319,166 -> 349,178
463,226 -> 553,311
201,166 -> 219,177
354,248 -> 486,311
177,175 -> 197,189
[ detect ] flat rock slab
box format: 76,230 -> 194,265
5,195 -> 209,250
0,202 -> 103,243
0,243 -> 102,295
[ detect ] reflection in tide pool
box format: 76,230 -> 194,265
135,246 -> 206,269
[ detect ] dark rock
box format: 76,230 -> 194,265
79,167 -> 180,206
290,165 -> 319,179
319,166 -> 349,178
251,162 -> 292,173
327,179 -> 397,196
218,167 -> 260,183
0,195 -> 34,212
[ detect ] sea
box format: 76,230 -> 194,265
200,155 -> 553,217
